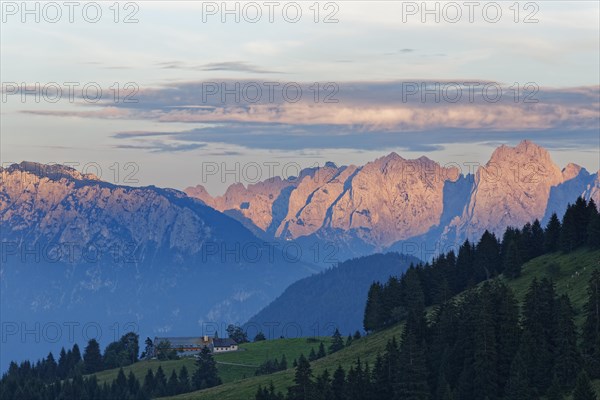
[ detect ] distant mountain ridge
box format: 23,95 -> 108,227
0,162 -> 320,368
186,140 -> 600,259
2,141 -> 598,369
245,252 -> 420,338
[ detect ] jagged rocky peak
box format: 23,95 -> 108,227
456,140 -> 564,241
562,163 -> 587,181
0,161 -> 255,256
488,140 -> 552,164
1,161 -> 101,182
184,184 -> 214,206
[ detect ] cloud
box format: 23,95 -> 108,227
16,80 -> 599,153
113,141 -> 206,153
20,107 -> 132,119
155,61 -> 280,74
109,123 -> 599,154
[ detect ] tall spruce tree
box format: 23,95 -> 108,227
192,346 -> 221,390
287,354 -> 313,400
329,329 -> 345,354
573,370 -> 597,400
530,219 -> 545,259
545,213 -> 562,252
154,366 -> 167,397
455,240 -> 475,291
503,240 -> 523,279
503,352 -> 532,400
582,270 -> 600,378
491,283 -> 520,395
178,365 -> 191,393
473,285 -> 499,400
588,212 -> 600,248
83,339 -> 103,374
397,318 -> 429,400
475,231 -> 502,279
142,368 -> 155,396
331,365 -> 346,400
521,278 -> 557,392
553,294 -> 581,388
363,282 -> 384,332
167,369 -> 179,396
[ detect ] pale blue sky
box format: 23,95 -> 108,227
1,1 -> 599,194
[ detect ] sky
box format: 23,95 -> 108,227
1,0 -> 599,194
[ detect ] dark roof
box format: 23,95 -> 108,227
154,337 -> 207,347
213,338 -> 237,347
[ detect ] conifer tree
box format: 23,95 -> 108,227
546,377 -> 564,400
587,212 -> 600,248
317,342 -> 326,359
521,278 -> 557,391
288,354 -> 313,400
503,353 -> 532,400
178,365 -> 190,393
553,295 -> 580,388
193,346 -> 221,390
127,370 -> 140,396
475,231 -> 502,279
573,370 -> 598,400
397,320 -> 429,400
331,365 -> 346,400
530,219 -> 545,259
363,283 -> 384,332
167,369 -> 179,395
154,366 -> 167,397
329,329 -> 345,354
582,270 -> 600,378
503,240 -> 523,279
83,339 -> 103,374
473,287 -> 498,400
142,368 -> 155,396
345,334 -> 353,347
545,213 -> 562,252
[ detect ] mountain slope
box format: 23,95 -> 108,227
186,141 -> 600,260
0,162 -> 319,369
245,252 -> 420,338
159,247 -> 600,400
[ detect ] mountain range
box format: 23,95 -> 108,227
0,162 -> 318,367
186,140 -> 600,260
1,140 -> 598,368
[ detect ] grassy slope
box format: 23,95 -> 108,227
164,248 -> 600,399
504,248 -> 600,327
163,324 -> 405,400
94,337 -> 331,386
97,248 -> 599,399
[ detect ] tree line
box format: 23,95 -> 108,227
0,333 -> 222,399
364,197 -> 600,333
258,271 -> 600,400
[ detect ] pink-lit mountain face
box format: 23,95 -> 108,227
1,141 -> 598,369
186,141 -> 600,257
0,162 -> 318,358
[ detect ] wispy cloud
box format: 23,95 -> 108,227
155,61 -> 280,74
17,81 -> 600,153
113,142 -> 206,153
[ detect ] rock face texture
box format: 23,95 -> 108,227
187,140 -> 598,254
187,155 -> 461,251
0,162 -> 253,258
449,140 -> 564,241
0,162 -> 316,367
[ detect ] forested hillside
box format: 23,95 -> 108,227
246,252 -> 420,337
